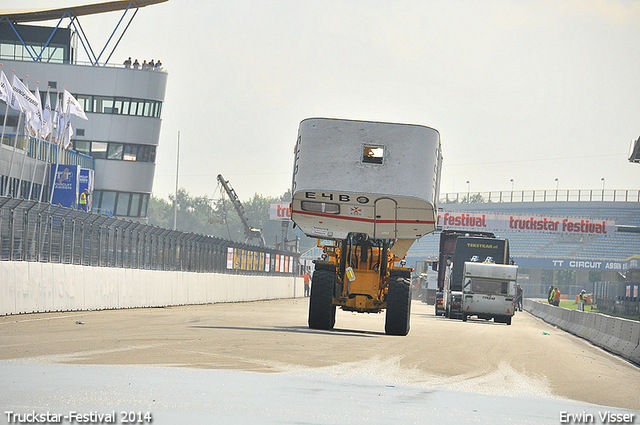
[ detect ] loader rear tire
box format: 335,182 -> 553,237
308,269 -> 336,330
385,272 -> 412,336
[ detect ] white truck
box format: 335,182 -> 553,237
461,261 -> 518,325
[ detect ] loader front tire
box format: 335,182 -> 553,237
385,272 -> 412,336
308,269 -> 336,330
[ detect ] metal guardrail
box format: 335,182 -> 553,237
0,197 -> 298,275
440,189 -> 640,204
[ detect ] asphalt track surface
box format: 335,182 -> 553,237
1,298 -> 639,424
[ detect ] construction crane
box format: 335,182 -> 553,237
216,174 -> 266,246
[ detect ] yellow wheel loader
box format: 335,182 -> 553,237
291,118 -> 443,335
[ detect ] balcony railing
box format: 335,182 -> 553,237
440,189 -> 640,204
1,133 -> 94,170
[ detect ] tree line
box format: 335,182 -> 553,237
147,188 -> 317,252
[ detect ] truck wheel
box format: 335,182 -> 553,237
308,269 -> 336,330
505,316 -> 512,326
462,313 -> 467,322
385,273 -> 412,336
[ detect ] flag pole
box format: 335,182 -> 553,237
50,97 -> 70,205
173,130 -> 180,230
16,74 -> 33,198
16,113 -> 29,198
39,88 -> 52,203
0,101 -> 10,196
4,70 -> 23,197
28,84 -> 44,200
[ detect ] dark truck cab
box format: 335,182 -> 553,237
435,230 -> 510,319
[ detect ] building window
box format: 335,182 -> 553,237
123,144 -> 138,161
74,140 -> 90,155
137,145 -> 151,162
76,94 -> 92,113
141,194 -> 149,217
93,191 -> 150,217
71,140 -> 156,163
100,191 -> 117,214
115,192 -> 131,216
130,193 -> 142,217
90,142 -> 108,159
61,94 -> 162,118
107,143 -> 123,160
115,99 -> 128,115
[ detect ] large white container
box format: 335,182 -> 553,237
462,262 -> 519,322
291,118 -> 442,242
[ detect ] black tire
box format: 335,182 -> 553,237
308,269 -> 336,330
462,313 -> 467,322
385,273 -> 412,336
505,316 -> 512,326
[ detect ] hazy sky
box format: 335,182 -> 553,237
10,0 -> 640,201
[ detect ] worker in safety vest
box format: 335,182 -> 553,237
578,289 -> 586,311
79,189 -> 90,212
302,269 -> 311,297
553,287 -> 561,306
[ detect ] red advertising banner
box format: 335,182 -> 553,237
269,203 -> 291,221
438,211 -> 615,236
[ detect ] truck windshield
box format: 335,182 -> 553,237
470,278 -> 508,295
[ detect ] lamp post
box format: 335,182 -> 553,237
555,178 -> 559,201
601,177 -> 605,201
466,181 -> 470,203
510,179 -> 514,202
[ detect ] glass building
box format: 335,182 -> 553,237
0,0 -> 168,221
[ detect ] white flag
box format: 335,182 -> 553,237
0,71 -> 21,111
63,121 -> 73,149
29,86 -> 44,134
53,94 -> 63,145
12,75 -> 42,125
63,89 -> 88,120
42,90 -> 52,139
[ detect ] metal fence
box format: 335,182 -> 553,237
0,196 -> 299,275
440,189 -> 640,204
593,281 -> 640,318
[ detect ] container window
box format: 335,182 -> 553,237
362,145 -> 384,164
301,201 -> 340,214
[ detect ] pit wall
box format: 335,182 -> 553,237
524,299 -> 640,366
1,261 -> 303,316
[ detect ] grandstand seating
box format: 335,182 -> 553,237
408,199 -> 640,261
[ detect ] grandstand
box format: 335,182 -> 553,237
406,190 -> 640,298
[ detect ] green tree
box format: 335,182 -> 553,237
147,195 -> 172,229
147,188 -> 316,251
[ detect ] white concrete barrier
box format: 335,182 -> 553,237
1,261 -> 303,316
631,344 -> 640,366
524,298 -> 640,366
